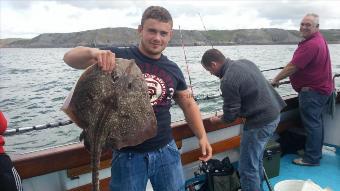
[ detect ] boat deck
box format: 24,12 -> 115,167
264,146 -> 340,191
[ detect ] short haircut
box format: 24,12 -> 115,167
305,13 -> 319,26
201,49 -> 226,67
141,6 -> 173,27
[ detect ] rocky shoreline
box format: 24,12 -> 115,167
1,27 -> 339,48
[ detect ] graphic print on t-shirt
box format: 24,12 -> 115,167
106,46 -> 184,109
144,73 -> 167,106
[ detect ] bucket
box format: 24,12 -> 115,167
274,180 -> 323,191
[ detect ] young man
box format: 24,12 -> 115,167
63,6 -> 212,191
272,13 -> 333,166
201,49 -> 286,191
0,111 -> 23,191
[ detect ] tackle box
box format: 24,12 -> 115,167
263,139 -> 281,179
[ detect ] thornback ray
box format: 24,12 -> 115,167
61,58 -> 157,191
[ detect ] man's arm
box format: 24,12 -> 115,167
63,46 -> 116,73
211,82 -> 241,125
271,63 -> 298,87
174,89 -> 212,161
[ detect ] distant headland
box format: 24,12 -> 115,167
1,27 -> 339,48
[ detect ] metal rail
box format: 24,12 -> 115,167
5,120 -> 73,136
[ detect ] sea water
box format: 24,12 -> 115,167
1,45 -> 340,153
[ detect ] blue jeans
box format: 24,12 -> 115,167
109,139 -> 185,191
299,90 -> 330,164
239,116 -> 280,191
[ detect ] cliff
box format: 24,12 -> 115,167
1,28 -> 339,48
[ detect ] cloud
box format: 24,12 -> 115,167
2,0 -> 33,10
56,0 -> 146,10
3,0 -> 145,10
245,1 -> 340,29
1,0 -> 340,39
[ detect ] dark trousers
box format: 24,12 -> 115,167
299,90 -> 330,164
0,154 -> 22,191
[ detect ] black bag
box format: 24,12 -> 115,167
186,156 -> 241,191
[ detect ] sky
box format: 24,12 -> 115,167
1,0 -> 340,39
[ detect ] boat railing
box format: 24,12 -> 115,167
10,83 -> 340,191
10,72 -> 340,136
10,95 -> 307,179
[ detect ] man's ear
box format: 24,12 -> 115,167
138,25 -> 143,33
137,25 -> 143,38
169,29 -> 173,39
211,61 -> 218,68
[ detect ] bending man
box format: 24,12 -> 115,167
201,49 -> 286,191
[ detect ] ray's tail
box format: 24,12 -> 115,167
90,143 -> 102,191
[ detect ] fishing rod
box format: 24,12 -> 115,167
4,95 -> 222,135
199,80 -> 290,98
263,167 -> 274,191
179,25 -> 194,95
276,80 -> 291,86
198,13 -> 214,48
261,66 -> 284,72
193,80 -> 290,101
198,12 -> 284,73
188,80 -> 291,103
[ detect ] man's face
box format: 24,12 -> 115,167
203,62 -> 219,77
138,18 -> 173,59
300,16 -> 319,39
